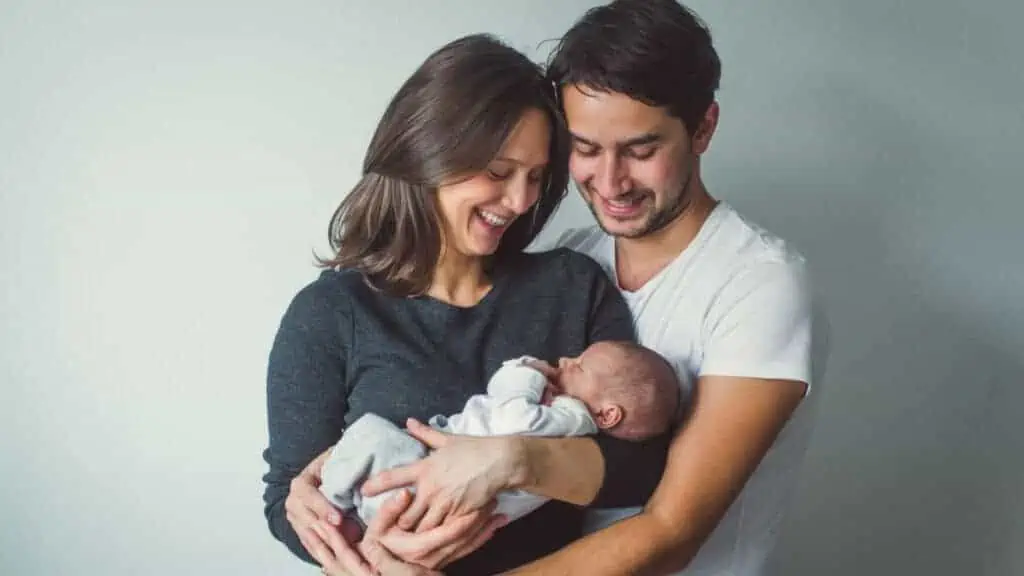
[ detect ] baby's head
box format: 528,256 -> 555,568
555,341 -> 680,441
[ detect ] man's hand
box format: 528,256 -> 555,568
360,539 -> 444,576
361,419 -> 523,533
363,489 -> 506,569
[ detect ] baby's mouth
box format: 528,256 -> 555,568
541,384 -> 557,406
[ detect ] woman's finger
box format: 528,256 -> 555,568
317,520 -> 374,576
291,473 -> 343,525
305,524 -> 341,573
405,419 -> 449,449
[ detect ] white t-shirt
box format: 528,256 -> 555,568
549,202 -> 827,576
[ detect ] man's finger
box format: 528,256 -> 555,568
405,419 -> 450,449
443,513 -> 507,565
415,499 -> 451,533
403,507 -> 484,555
397,491 -> 430,531
361,463 -> 420,497
367,489 -> 412,538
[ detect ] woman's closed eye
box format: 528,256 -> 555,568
487,167 -> 513,180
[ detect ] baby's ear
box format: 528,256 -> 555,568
595,404 -> 623,430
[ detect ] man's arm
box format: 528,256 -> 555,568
504,374 -> 806,575
507,258 -> 815,574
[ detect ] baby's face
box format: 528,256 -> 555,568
555,343 -> 621,407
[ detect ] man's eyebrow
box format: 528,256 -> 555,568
570,132 -> 662,148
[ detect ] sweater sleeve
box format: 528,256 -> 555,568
582,262 -> 672,508
261,275 -> 351,564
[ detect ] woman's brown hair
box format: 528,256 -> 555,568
317,34 -> 570,296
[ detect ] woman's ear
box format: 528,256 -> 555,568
595,404 -> 623,430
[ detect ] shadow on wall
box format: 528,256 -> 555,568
713,75 -> 1019,576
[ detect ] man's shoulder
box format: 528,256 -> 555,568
698,203 -> 808,287
714,204 -> 805,265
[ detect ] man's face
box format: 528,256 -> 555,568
561,84 -> 703,238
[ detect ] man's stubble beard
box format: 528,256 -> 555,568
583,161 -> 696,240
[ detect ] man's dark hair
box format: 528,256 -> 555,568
319,34 -> 570,296
547,0 -> 721,134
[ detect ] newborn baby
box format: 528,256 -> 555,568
320,340 -> 684,528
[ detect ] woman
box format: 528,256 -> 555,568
261,35 -> 668,576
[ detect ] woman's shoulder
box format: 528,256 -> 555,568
282,268 -> 370,318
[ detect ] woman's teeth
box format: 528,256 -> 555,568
479,210 -> 510,227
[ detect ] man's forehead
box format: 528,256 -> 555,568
561,85 -> 674,143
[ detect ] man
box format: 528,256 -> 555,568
503,1 -> 825,573
319,2 -> 826,574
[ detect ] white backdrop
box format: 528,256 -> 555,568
2,1 -> 1021,574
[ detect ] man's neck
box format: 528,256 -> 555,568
614,187 -> 717,292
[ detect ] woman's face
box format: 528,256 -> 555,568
436,108 -> 551,259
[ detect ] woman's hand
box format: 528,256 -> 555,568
285,448 -> 374,576
361,419 -> 524,533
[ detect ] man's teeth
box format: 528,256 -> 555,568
479,210 -> 510,226
608,197 -> 642,208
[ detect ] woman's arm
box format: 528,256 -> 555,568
262,279 -> 352,564
361,256 -> 669,521
265,277 -> 500,573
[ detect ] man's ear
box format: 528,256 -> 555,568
691,101 -> 719,155
595,404 -> 623,430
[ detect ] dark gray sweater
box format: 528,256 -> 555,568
262,248 -> 670,575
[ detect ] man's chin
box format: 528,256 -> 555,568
596,214 -> 650,238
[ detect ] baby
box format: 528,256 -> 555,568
319,340 -> 684,528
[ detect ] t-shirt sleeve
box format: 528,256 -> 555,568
261,277 -> 350,565
700,260 -> 813,388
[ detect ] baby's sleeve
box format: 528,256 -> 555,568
485,356 -> 548,401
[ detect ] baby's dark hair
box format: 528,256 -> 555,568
597,341 -> 681,441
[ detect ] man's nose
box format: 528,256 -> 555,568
594,156 -> 628,197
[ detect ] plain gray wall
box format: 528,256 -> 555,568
1,1 -> 1019,575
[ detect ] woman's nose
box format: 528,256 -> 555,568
504,178 -> 537,215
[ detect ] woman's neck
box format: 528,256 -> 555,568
427,250 -> 491,307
